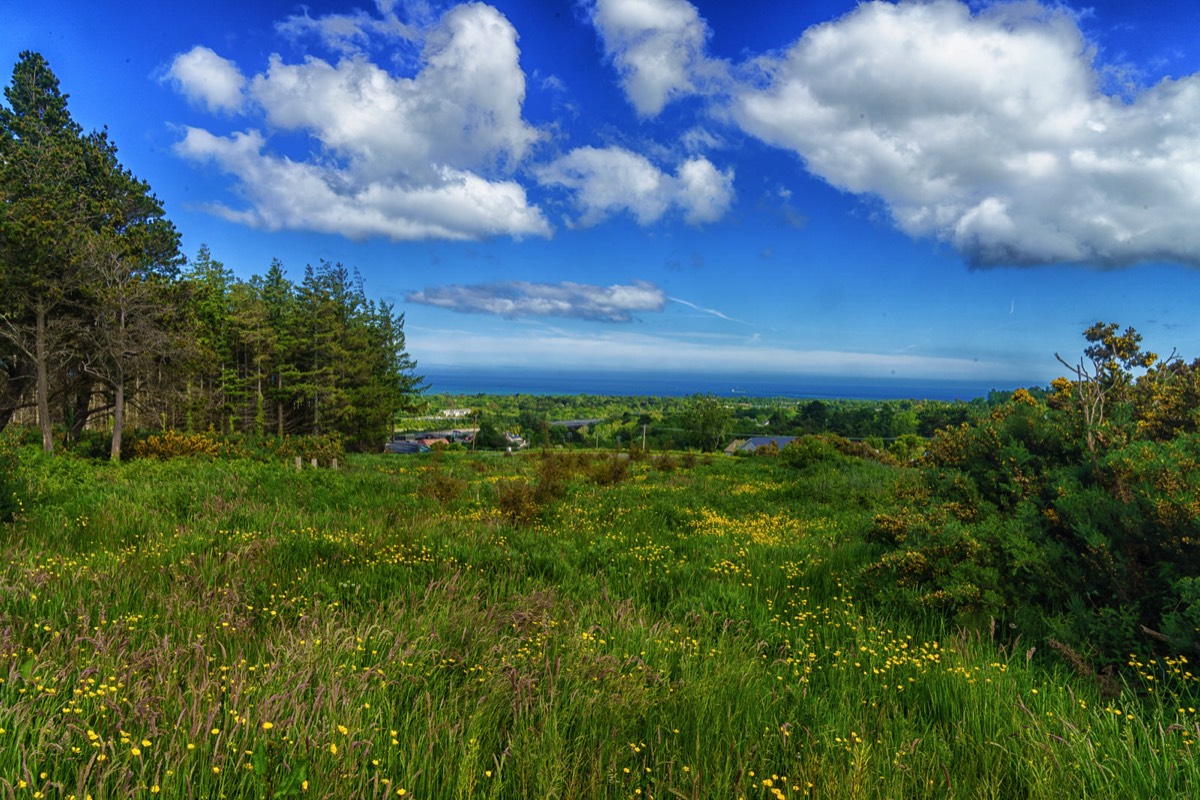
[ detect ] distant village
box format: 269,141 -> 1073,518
386,407 -> 802,455
385,408 -> 526,453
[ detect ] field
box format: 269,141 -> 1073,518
1,447 -> 1197,799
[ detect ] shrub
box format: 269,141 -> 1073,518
889,433 -> 928,462
833,436 -> 898,466
781,435 -> 844,470
492,453 -> 576,526
68,429 -> 114,460
651,453 -> 677,473
588,454 -> 628,486
534,452 -> 574,502
753,441 -> 780,457
496,479 -> 540,527
265,434 -> 345,466
1162,576 -> 1200,654
133,430 -> 226,459
418,467 -> 466,504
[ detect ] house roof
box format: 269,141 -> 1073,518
728,436 -> 797,453
385,441 -> 428,454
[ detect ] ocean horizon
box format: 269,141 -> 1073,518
420,366 -> 1027,402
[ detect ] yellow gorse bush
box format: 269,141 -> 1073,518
132,431 -> 225,459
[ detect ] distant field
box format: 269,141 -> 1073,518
1,449 -> 1196,798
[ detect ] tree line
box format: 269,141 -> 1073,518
0,52 -> 422,457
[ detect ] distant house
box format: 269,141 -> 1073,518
726,436 -> 797,455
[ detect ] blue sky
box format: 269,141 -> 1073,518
5,0 -> 1200,388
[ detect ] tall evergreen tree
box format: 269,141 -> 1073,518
77,125 -> 180,458
0,52 -> 92,451
257,259 -> 302,436
180,245 -> 235,431
0,52 -> 179,453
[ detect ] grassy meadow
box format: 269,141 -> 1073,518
1,446 -> 1197,799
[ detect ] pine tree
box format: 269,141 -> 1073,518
0,52 -> 92,451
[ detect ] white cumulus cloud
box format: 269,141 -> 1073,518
166,46 -> 246,113
728,0 -> 1200,267
588,0 -> 716,116
252,3 -> 541,180
168,3 -> 549,241
536,146 -> 733,226
175,128 -> 549,240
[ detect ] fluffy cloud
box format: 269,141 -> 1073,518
176,128 -> 549,240
588,0 -> 714,116
169,3 -> 548,241
729,0 -> 1200,267
407,280 -> 666,321
252,4 -> 540,180
536,146 -> 733,225
166,46 -> 246,113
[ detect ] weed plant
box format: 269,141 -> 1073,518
0,446 -> 1196,798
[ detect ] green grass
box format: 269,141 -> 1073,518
0,447 -> 1197,798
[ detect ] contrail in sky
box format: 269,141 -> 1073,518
669,297 -> 749,325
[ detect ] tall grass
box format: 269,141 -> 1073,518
0,447 -> 1196,798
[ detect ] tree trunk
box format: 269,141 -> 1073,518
69,373 -> 92,443
255,373 -> 264,437
110,368 -> 125,462
35,304 -> 53,453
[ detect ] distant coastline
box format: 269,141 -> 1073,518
421,366 -> 1025,401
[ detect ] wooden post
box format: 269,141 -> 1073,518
294,456 -> 302,471
311,457 -> 318,469
332,458 -> 338,470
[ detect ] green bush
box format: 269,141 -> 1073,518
418,466 -> 467,504
588,454 -> 628,485
865,385 -> 1200,667
264,433 -> 345,466
781,435 -> 845,470
889,433 -> 928,462
496,479 -> 539,526
1162,576 -> 1200,654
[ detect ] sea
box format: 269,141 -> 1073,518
421,366 -> 1020,402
